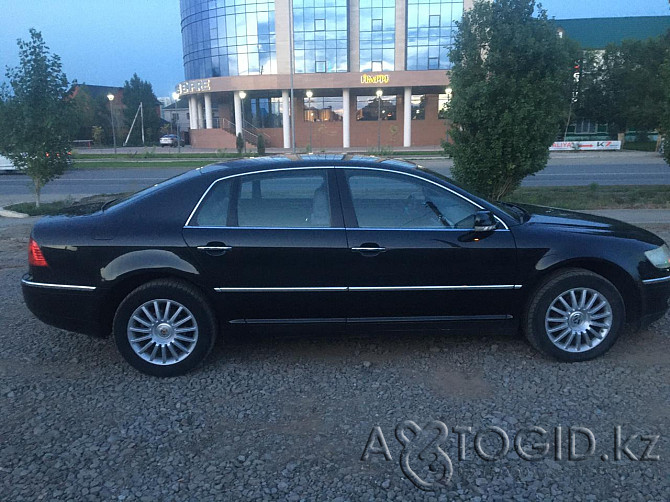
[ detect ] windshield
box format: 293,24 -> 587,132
418,166 -> 524,221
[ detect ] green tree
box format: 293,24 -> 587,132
582,35 -> 670,138
445,0 -> 575,200
122,73 -> 161,146
661,42 -> 670,164
0,29 -> 74,207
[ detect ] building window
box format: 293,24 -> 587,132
180,0 -> 277,78
303,96 -> 344,122
243,96 -> 284,128
359,0 -> 395,72
293,0 -> 348,73
356,95 -> 397,121
411,95 -> 425,120
407,0 -> 463,71
438,93 -> 452,119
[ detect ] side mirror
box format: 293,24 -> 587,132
473,210 -> 497,232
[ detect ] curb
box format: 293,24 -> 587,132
0,208 -> 30,218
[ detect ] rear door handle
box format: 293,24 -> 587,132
197,243 -> 232,256
352,244 -> 386,256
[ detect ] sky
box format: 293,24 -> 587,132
0,0 -> 668,98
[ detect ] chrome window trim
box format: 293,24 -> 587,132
214,285 -> 522,293
342,166 -> 510,230
21,278 -> 96,291
184,165 -> 510,230
642,275 -> 670,285
184,226 -> 509,232
184,166 -> 335,228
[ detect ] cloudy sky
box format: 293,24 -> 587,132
0,0 -> 668,97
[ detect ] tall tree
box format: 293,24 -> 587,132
0,29 -> 74,206
585,36 -> 669,137
445,0 -> 576,200
122,73 -> 161,146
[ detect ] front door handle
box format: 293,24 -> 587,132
197,242 -> 232,256
351,243 -> 386,256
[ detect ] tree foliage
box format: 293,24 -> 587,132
122,73 -> 161,146
0,29 -> 74,206
445,0 -> 576,200
575,34 -> 670,135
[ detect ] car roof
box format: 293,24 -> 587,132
198,154 -> 419,177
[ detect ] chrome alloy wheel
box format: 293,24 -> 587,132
544,288 -> 613,353
127,299 -> 199,365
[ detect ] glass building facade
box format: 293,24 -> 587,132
181,0 -> 277,78
359,0 -> 395,71
293,0 -> 348,73
406,0 -> 462,70
179,0 -> 464,149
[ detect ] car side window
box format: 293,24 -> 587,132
345,170 -> 478,229
191,179 -> 233,227
236,170 -> 332,228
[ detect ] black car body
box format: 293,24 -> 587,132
22,156 -> 670,376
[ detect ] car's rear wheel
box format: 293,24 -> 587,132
524,268 -> 625,361
113,279 -> 217,376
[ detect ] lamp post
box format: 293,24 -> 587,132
239,91 -> 247,153
376,89 -> 383,153
305,90 -> 313,152
107,93 -> 117,155
172,92 -> 182,154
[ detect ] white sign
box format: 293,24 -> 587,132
550,141 -> 621,151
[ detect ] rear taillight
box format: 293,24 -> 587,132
28,238 -> 48,267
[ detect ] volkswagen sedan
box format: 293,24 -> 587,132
22,156 -> 670,376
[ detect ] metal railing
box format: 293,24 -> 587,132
214,117 -> 270,147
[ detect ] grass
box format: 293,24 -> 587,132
5,194 -> 123,216
506,184 -> 670,210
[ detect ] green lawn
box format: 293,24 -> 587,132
506,185 -> 670,210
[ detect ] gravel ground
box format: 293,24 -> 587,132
0,221 -> 668,501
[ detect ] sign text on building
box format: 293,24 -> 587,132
177,79 -> 212,95
361,74 -> 390,85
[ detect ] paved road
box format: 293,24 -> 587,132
0,152 -> 667,206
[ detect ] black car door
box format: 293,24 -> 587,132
337,168 -> 519,323
182,167 -> 349,322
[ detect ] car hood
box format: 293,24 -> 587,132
517,203 -> 665,245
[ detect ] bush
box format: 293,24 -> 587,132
236,133 -> 244,154
257,134 -> 265,155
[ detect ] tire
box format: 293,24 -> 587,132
523,268 -> 625,362
113,279 -> 217,377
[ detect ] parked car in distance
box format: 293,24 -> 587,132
160,134 -> 183,147
22,155 -> 670,376
0,154 -> 18,172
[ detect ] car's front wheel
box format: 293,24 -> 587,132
524,268 -> 625,361
113,279 -> 217,376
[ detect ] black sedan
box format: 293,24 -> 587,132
22,155 -> 670,376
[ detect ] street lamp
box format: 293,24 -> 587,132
107,93 -> 117,155
172,91 -> 182,153
305,90 -> 313,152
376,89 -> 383,153
239,91 -> 247,153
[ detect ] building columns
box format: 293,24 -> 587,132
204,93 -> 213,129
403,87 -> 412,147
342,89 -> 350,149
196,98 -> 204,129
282,90 -> 291,149
188,95 -> 197,130
233,92 -> 243,137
